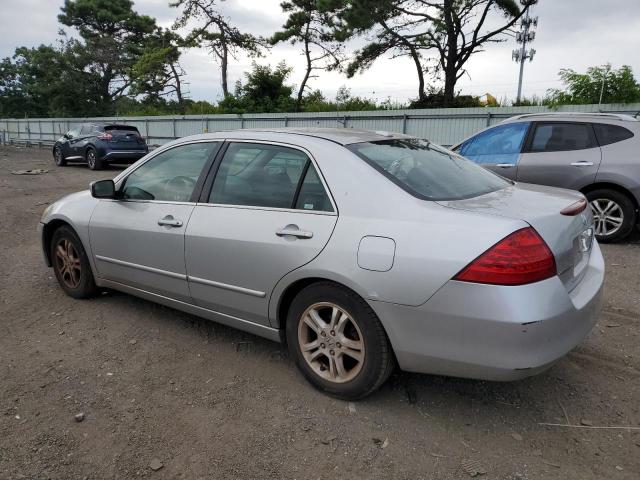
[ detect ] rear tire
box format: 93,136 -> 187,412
286,282 -> 394,400
586,189 -> 636,243
53,147 -> 66,166
50,226 -> 98,299
86,148 -> 104,170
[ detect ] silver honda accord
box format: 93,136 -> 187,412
39,128 -> 604,399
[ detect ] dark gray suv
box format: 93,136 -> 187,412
53,123 -> 148,171
455,113 -> 640,242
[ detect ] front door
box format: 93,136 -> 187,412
516,122 -> 602,190
185,142 -> 338,326
89,141 -> 219,302
457,122 -> 530,181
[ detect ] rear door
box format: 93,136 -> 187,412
89,141 -> 219,302
516,122 -> 602,190
457,122 -> 530,180
185,141 -> 338,326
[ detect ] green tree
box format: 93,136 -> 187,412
546,64 -> 640,106
271,0 -> 344,110
171,0 -> 263,98
218,62 -> 296,113
130,28 -> 188,113
58,0 -> 157,113
0,41 -> 99,117
326,0 -> 532,106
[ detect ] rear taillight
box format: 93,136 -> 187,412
98,132 -> 113,140
454,227 -> 556,286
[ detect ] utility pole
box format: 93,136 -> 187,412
512,0 -> 538,104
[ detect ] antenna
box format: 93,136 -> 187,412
512,0 -> 538,103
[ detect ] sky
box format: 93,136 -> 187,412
1,0 -> 640,105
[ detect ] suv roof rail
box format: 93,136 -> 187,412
505,112 -> 639,122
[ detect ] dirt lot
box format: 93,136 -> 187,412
0,144 -> 638,480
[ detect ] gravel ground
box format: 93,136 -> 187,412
1,144 -> 639,480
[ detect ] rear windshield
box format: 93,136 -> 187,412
348,139 -> 510,201
104,125 -> 140,134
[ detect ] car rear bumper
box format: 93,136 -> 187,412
371,241 -> 605,381
97,149 -> 148,162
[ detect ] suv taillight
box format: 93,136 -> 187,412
98,132 -> 113,140
454,227 -> 556,286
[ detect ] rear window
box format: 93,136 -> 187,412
593,123 -> 634,146
348,139 -> 510,201
104,125 -> 140,136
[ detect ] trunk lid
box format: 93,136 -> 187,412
437,183 -> 595,291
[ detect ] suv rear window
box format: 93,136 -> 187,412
593,123 -> 634,146
104,125 -> 140,136
348,139 -> 510,201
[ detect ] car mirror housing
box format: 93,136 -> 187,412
90,179 -> 116,199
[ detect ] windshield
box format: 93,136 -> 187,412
347,139 -> 510,201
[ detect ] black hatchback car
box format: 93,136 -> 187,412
53,123 -> 148,170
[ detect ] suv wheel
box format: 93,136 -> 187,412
86,148 -> 103,170
53,147 -> 66,166
286,282 -> 394,400
586,189 -> 636,243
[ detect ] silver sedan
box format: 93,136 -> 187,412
39,128 -> 604,399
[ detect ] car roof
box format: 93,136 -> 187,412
218,127 -> 412,146
502,112 -> 639,124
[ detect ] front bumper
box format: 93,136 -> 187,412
371,242 -> 605,381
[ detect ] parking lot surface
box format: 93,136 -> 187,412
1,145 -> 639,479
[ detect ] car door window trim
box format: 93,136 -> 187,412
198,139 -> 338,214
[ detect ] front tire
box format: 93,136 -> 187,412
86,148 -> 104,170
286,282 -> 394,400
53,147 -> 66,166
50,226 -> 98,299
586,189 -> 636,243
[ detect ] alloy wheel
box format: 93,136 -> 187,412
87,150 -> 96,169
297,302 -> 365,383
54,238 -> 82,289
590,198 -> 624,237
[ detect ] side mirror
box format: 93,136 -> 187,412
63,133 -> 72,140
90,179 -> 116,199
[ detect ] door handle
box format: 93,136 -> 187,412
276,226 -> 313,239
496,163 -> 515,168
571,161 -> 594,167
158,215 -> 183,227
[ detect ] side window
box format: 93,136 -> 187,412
80,124 -> 92,135
529,122 -> 596,152
459,122 -> 529,165
66,126 -> 81,139
593,123 -> 634,146
122,142 -> 217,202
295,165 -> 333,212
210,143 -> 308,209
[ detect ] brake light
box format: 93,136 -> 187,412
560,198 -> 587,216
454,227 -> 556,286
98,132 -> 113,140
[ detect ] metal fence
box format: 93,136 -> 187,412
2,103 -> 639,149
